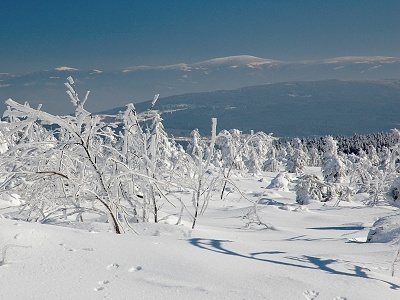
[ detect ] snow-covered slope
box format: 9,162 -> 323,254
1,170 -> 399,299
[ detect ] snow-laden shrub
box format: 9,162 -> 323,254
216,129 -> 246,171
216,130 -> 275,200
295,174 -> 329,205
267,172 -> 290,191
330,183 -> 354,206
367,213 -> 400,245
387,177 -> 400,207
263,157 -> 280,172
187,129 -> 206,161
286,149 -> 307,174
0,77 -> 211,233
349,156 -> 375,194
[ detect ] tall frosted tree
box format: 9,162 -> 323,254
321,136 -> 346,183
286,138 -> 307,174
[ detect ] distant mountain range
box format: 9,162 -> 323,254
1,55 -> 400,115
102,79 -> 400,138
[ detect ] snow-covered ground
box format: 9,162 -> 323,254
1,170 -> 399,299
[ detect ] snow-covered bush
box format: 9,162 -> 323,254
187,128 -> 206,161
368,129 -> 400,206
387,177 -> 400,207
263,157 -> 280,172
0,78 -> 197,233
184,118 -> 218,229
244,132 -> 275,174
295,174 -> 329,204
216,130 -> 275,199
367,213 -> 400,245
216,129 -> 246,171
349,156 -> 374,194
267,172 -> 290,191
286,148 -> 307,174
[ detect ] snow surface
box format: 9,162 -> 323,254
1,169 -> 400,299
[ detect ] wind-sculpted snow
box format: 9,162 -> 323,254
1,172 -> 400,299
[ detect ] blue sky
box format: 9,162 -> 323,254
1,0 -> 399,73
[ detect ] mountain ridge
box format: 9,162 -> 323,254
1,55 -> 400,115
100,79 -> 400,138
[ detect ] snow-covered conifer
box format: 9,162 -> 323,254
321,136 -> 346,183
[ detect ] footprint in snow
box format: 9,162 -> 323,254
106,263 -> 119,270
82,247 -> 94,251
333,297 -> 347,300
303,290 -> 319,300
128,266 -> 142,272
59,243 -> 76,252
93,280 -> 110,292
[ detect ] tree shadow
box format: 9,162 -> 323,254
188,238 -> 315,270
284,235 -> 339,242
307,226 -> 365,231
188,238 -> 400,290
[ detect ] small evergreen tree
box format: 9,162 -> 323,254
321,136 -> 346,183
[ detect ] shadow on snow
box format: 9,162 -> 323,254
188,238 -> 399,290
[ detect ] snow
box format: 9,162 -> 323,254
1,169 -> 399,299
122,55 -> 282,73
191,55 -> 281,67
361,65 -> 382,73
90,69 -> 103,74
367,214 -> 400,244
123,63 -> 191,72
54,66 -> 79,71
322,56 -> 400,64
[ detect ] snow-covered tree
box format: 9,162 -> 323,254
321,136 -> 346,183
285,138 -> 307,174
307,147 -> 321,167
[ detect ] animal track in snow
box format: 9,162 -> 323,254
93,279 -> 110,292
333,297 -> 347,300
82,247 -> 94,251
303,290 -> 319,300
128,266 -> 142,272
106,263 -> 119,270
59,243 -> 76,252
